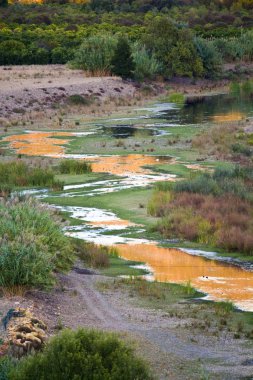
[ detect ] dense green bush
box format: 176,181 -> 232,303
70,34 -> 117,74
0,40 -> 28,65
9,329 -> 153,380
111,37 -> 135,78
132,42 -> 160,81
58,159 -> 91,174
0,198 -> 74,288
195,37 -> 222,78
142,16 -> 204,77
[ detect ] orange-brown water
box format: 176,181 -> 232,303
116,244 -> 253,310
212,112 -> 244,123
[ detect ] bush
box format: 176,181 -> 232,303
0,357 -> 15,380
67,94 -> 92,105
58,159 -> 91,174
73,240 -> 110,268
9,329 -> 153,380
168,92 -> 185,105
70,34 -> 117,75
51,47 -> 72,64
194,37 -> 222,78
132,43 -> 160,81
111,37 -> 135,79
0,40 -> 28,65
0,198 -> 74,288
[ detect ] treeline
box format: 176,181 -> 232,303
1,0 -> 253,36
1,15 -> 253,80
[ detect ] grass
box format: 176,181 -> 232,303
97,277 -> 204,307
46,187 -> 156,227
55,173 -> 115,185
100,255 -> 149,277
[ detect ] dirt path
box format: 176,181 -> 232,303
12,269 -> 249,380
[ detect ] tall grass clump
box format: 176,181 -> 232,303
58,159 -> 91,175
0,161 -> 63,192
70,34 -> 117,75
9,328 -> 153,380
0,198 -> 74,289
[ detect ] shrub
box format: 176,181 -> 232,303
58,159 -> 91,174
111,37 -> 135,79
132,43 -> 160,81
9,329 -> 153,380
73,240 -> 111,268
0,40 -> 28,65
51,47 -> 72,64
0,198 -> 74,288
0,357 -> 15,380
168,92 -> 185,105
70,34 -> 117,75
67,94 -> 92,106
194,37 -> 222,78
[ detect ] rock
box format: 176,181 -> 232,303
7,308 -> 48,357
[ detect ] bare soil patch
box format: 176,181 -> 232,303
0,65 -> 135,119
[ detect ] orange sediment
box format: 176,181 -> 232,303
87,155 -> 172,176
4,132 -> 72,156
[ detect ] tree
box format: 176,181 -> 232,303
0,0 -> 8,7
111,37 -> 135,79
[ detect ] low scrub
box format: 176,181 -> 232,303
149,167 -> 253,254
8,329 -> 153,380
192,123 -> 252,162
0,198 -> 74,289
58,159 -> 91,175
67,94 -> 93,106
73,240 -> 118,269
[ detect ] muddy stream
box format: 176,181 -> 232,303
4,97 -> 253,311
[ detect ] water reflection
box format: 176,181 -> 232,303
116,244 -> 253,311
156,94 -> 252,124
